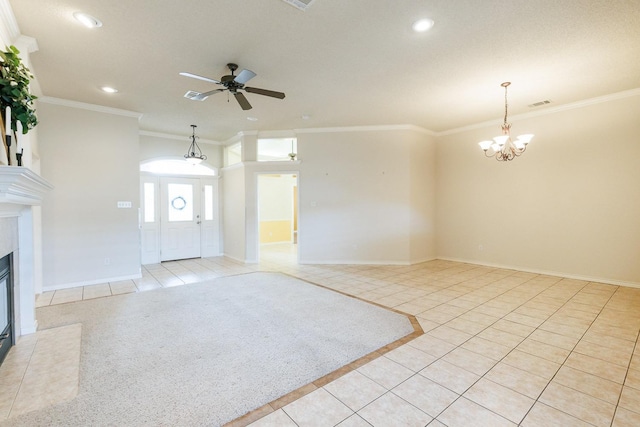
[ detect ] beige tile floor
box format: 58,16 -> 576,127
4,244 -> 640,426
0,324 -> 81,420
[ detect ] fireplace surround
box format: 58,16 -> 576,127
0,166 -> 52,357
0,253 -> 13,365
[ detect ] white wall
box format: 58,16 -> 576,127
221,164 -> 246,262
38,101 -> 141,290
436,92 -> 640,286
258,175 -> 295,222
410,130 -> 437,263
297,127 -> 436,265
140,134 -> 223,168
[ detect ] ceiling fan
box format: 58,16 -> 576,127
180,63 -> 285,110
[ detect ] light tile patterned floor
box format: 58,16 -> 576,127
0,324 -> 81,419
6,244 -> 640,426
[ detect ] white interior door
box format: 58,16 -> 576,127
160,177 -> 201,261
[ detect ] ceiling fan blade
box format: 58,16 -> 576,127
185,88 -> 225,101
179,72 -> 221,84
201,88 -> 225,97
234,69 -> 256,85
234,92 -> 252,110
245,87 -> 286,99
189,92 -> 209,101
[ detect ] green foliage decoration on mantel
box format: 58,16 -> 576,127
0,45 -> 38,134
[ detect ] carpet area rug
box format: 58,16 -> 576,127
3,272 -> 414,426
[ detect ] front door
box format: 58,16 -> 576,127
160,177 -> 201,261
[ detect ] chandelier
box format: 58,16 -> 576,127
184,124 -> 207,164
478,82 -> 533,161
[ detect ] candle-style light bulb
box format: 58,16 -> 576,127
5,106 -> 10,136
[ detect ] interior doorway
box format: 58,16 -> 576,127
257,174 -> 298,263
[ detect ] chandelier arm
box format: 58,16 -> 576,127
184,124 -> 207,162
515,145 -> 526,156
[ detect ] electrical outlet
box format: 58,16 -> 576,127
104,258 -> 110,265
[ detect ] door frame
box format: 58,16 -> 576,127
254,171 -> 300,263
140,169 -> 221,265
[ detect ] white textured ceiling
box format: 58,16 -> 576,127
8,0 -> 640,141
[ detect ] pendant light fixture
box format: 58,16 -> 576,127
478,82 -> 534,161
184,125 -> 207,164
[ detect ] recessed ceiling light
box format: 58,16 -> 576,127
247,117 -> 258,121
101,86 -> 118,93
412,18 -> 434,33
73,12 -> 102,28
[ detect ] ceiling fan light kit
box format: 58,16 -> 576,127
73,12 -> 102,28
412,18 -> 435,32
180,63 -> 285,111
478,82 -> 534,162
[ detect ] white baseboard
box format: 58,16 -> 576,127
299,258 -> 413,266
410,256 -> 438,265
221,253 -> 246,263
20,320 -> 37,336
437,256 -> 640,289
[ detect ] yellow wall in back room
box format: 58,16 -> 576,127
260,220 -> 292,243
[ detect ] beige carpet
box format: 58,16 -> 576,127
3,272 -> 414,426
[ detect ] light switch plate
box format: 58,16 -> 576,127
117,201 -> 132,208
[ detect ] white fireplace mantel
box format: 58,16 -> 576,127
0,166 -> 53,207
0,165 -> 53,337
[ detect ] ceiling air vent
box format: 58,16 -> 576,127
184,90 -> 207,101
281,0 -> 316,11
528,99 -> 552,108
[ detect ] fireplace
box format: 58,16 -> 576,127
0,166 -> 53,362
0,253 -> 13,365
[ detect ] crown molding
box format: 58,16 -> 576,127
237,130 -> 259,137
438,87 -> 640,136
220,124 -> 434,145
256,130 -> 296,139
38,96 -> 143,119
221,130 -> 258,146
139,130 -> 221,145
15,35 -> 38,53
294,124 -> 435,135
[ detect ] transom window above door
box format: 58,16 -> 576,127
257,138 -> 297,161
140,159 -> 216,176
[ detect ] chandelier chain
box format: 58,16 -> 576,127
503,84 -> 508,126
